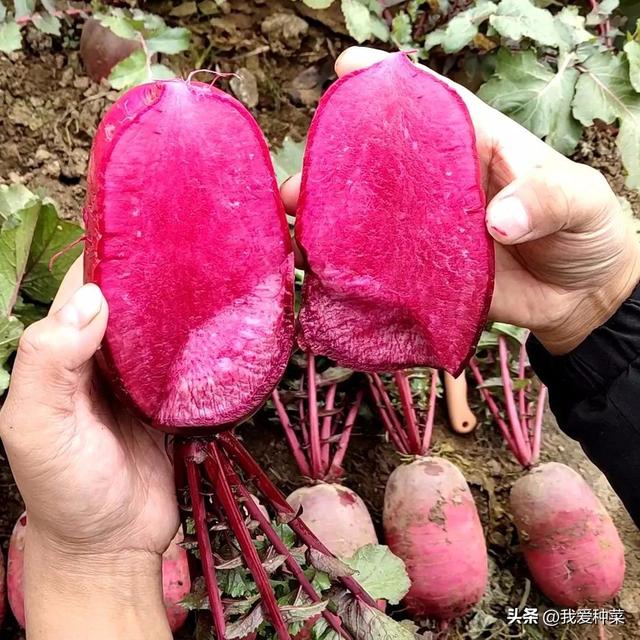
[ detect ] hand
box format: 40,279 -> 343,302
282,47 -> 640,355
0,258 -> 178,639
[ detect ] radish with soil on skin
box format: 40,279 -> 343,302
470,327 -> 624,619
272,355 -> 377,559
295,52 -> 494,376
80,18 -> 143,82
84,76 -> 377,640
369,369 -> 488,621
7,513 -> 192,632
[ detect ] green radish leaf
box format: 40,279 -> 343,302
146,26 -> 190,54
0,2 -> 6,22
489,0 -> 561,48
340,598 -> 415,640
555,6 -> 595,52
108,50 -> 149,90
13,297 -> 47,327
476,376 -> 504,389
341,0 -> 376,43
309,549 -> 355,579
573,51 -> 640,190
274,523 -> 296,548
14,0 -> 35,20
0,315 -> 23,392
625,40 -> 640,93
32,12 -> 61,35
280,600 -> 328,624
0,184 -> 40,317
478,49 -> 582,155
490,322 -> 529,344
226,604 -> 264,640
22,201 -> 84,304
0,21 -> 21,53
131,9 -> 165,31
391,12 -> 412,46
271,136 -> 306,185
302,0 -> 335,8
98,11 -> 139,40
342,544 -> 410,605
150,63 -> 176,80
424,0 -> 497,53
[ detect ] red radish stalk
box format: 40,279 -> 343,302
84,78 -> 372,640
471,327 -> 624,614
370,369 -> 488,621
272,355 -> 377,561
7,513 -> 191,632
0,545 -> 5,629
295,52 -> 494,376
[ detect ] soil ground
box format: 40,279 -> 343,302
1,1 -> 640,639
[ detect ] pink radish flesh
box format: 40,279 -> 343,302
8,514 -> 191,632
296,52 -> 493,376
510,462 -> 625,606
383,457 -> 488,619
83,79 -> 294,432
287,484 -> 378,558
0,545 -> 6,629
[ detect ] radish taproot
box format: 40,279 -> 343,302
511,463 -> 625,607
272,356 -> 377,558
370,370 -> 488,620
85,78 -> 376,640
7,513 -> 192,632
470,325 -> 624,607
296,52 -> 493,376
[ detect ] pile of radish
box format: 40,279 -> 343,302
470,328 -> 625,615
1,49 -> 627,639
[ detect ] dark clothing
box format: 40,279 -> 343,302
528,283 -> 640,527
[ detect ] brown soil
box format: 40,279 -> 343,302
1,2 -> 639,639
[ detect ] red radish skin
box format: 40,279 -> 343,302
7,513 -> 25,629
83,79 -> 294,432
162,528 -> 192,632
510,462 -> 625,606
287,484 -> 377,558
383,457 -> 488,619
80,18 -> 143,82
0,546 -> 5,629
8,514 -> 191,632
296,52 -> 493,377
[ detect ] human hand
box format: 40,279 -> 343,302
0,257 -> 178,639
282,47 -> 640,355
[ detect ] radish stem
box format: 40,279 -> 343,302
367,376 -> 409,454
307,354 -> 322,478
272,390 -> 311,477
182,442 -> 226,638
320,383 -> 338,475
420,370 -> 438,455
394,371 -> 421,454
329,390 -> 363,479
203,441 -> 290,640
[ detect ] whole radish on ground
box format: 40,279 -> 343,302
272,354 -> 377,558
7,513 -> 191,632
470,325 -> 624,620
295,52 -> 494,376
84,76 -> 402,640
369,369 -> 488,622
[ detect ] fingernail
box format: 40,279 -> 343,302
58,284 -> 103,328
487,196 -> 530,242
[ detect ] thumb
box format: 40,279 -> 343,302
1,284 -> 108,431
485,161 -> 618,245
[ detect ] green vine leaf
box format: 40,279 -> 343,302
573,51 -> 640,189
489,0 -> 561,48
424,0 -> 497,54
478,49 -> 582,155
